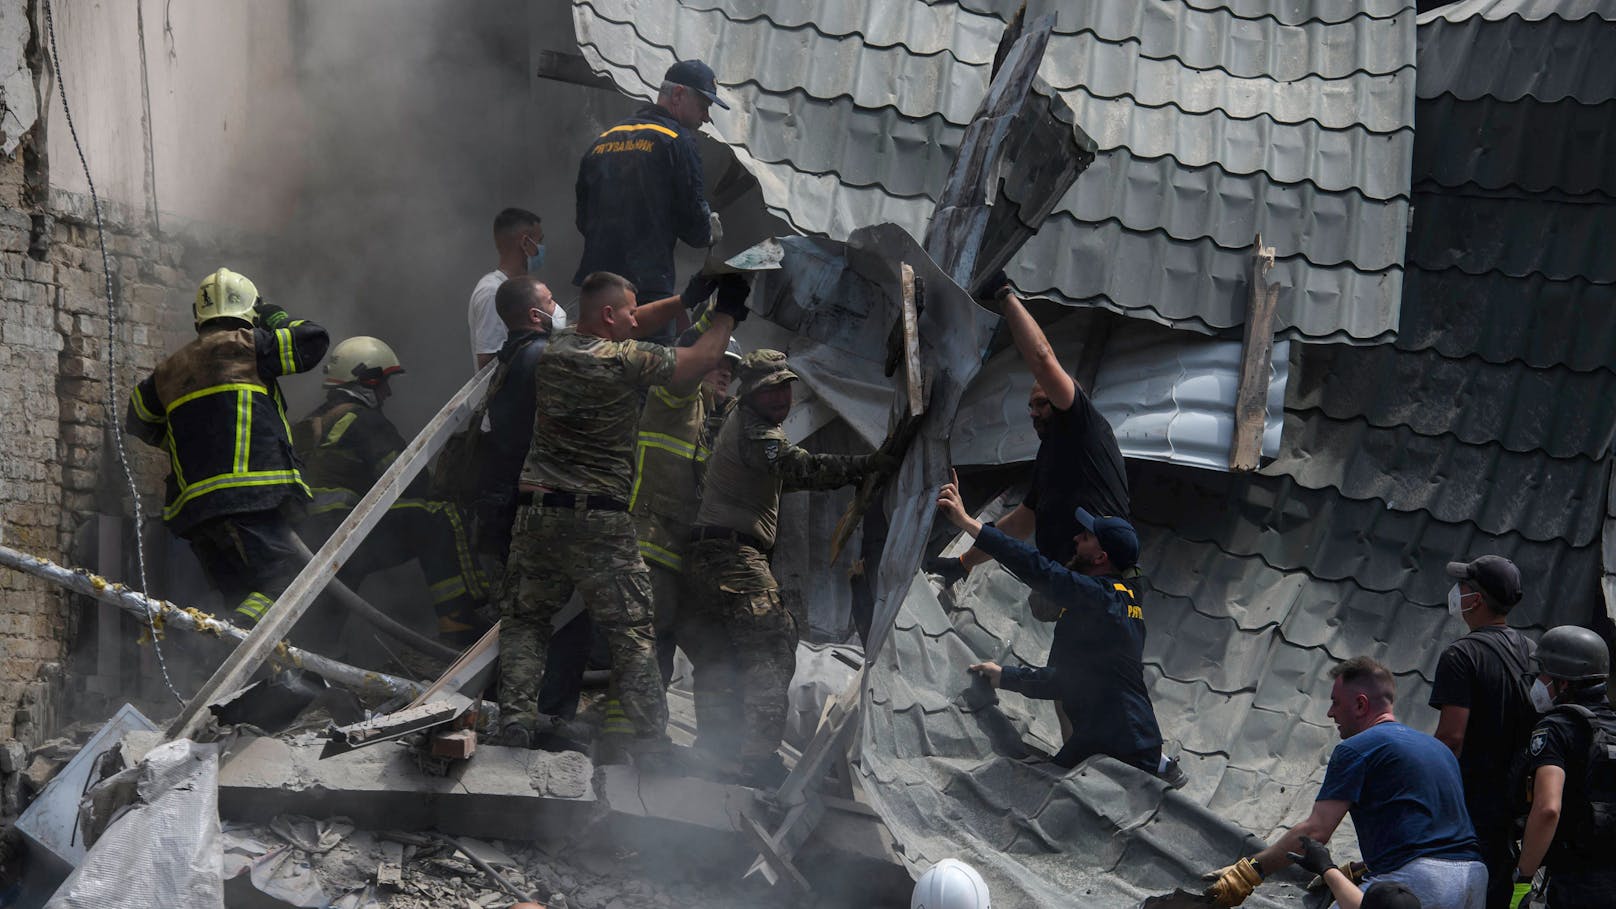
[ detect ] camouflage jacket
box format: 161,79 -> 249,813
695,404 -> 874,550
520,329 -> 677,502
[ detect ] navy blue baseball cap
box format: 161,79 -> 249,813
664,59 -> 730,110
1074,508 -> 1140,570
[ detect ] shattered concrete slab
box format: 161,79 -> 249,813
218,735 -> 596,842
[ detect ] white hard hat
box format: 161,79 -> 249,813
912,859 -> 989,909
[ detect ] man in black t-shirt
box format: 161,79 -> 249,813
1428,554 -> 1535,909
928,272 -> 1130,575
1515,625 -> 1616,909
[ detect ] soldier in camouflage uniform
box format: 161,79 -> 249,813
498,270 -> 749,760
680,350 -> 894,786
292,336 -> 490,647
630,331 -> 742,684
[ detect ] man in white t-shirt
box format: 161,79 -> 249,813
468,208 -> 567,369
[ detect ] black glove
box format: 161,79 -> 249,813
713,273 -> 751,323
925,555 -> 968,587
253,300 -> 290,329
680,272 -> 719,310
1285,835 -> 1335,877
972,268 -> 1012,302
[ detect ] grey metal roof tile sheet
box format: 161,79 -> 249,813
574,0 -> 1416,343
1054,152 -> 1409,268
1266,411 -> 1607,544
1406,189 -> 1616,282
1288,343 -> 1616,459
1394,267 -> 1616,371
1057,90 -> 1413,199
680,0 -> 1005,61
576,0 -> 993,124
1039,1 -> 1415,81
1129,465 -> 1604,619
1009,223 -> 1401,342
1180,0 -> 1411,24
1413,95 -> 1616,196
1416,14 -> 1616,103
1421,0 -> 1616,24
1042,37 -> 1413,133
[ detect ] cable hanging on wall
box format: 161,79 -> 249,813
42,0 -> 184,704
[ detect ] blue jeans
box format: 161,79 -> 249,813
1332,857 -> 1486,909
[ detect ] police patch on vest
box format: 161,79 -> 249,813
763,441 -> 780,461
1529,729 -> 1547,755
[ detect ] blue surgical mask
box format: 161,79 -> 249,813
526,243 -> 546,274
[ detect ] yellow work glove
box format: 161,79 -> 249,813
1203,857 -> 1263,907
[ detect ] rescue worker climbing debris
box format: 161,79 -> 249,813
495,269 -> 747,762
291,336 -> 490,647
125,267 -> 329,627
630,328 -> 742,685
679,349 -> 895,787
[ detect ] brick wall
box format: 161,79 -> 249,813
0,133 -> 204,741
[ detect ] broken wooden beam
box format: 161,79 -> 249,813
0,542 -> 425,702
166,362 -> 496,742
1229,234 -> 1280,472
534,49 -> 614,91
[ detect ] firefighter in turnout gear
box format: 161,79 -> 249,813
126,268 -> 329,626
679,349 -> 894,786
292,336 -> 490,646
631,331 -> 742,684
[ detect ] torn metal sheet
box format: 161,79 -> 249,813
15,704 -> 158,877
951,317 -> 1289,471
44,739 -> 223,909
320,695 -> 474,758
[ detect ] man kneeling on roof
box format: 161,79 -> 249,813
935,477 -> 1179,785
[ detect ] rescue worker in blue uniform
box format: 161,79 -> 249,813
573,59 -> 725,343
292,336 -> 490,646
126,268 -> 329,625
1513,625 -> 1616,909
937,479 -> 1165,775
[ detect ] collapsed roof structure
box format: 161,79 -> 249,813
574,0 -> 1616,905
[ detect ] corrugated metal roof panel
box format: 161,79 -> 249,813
1130,465 -> 1604,616
1394,267 -> 1616,371
1416,14 -> 1616,103
1180,0 -> 1410,23
1406,189 -> 1616,283
1056,90 -> 1413,200
1288,343 -> 1616,458
1413,95 -> 1616,194
1422,0 -> 1616,24
1010,223 -> 1401,342
573,0 -> 1415,343
1054,152 -> 1408,268
1266,412 -> 1608,544
949,316 -> 1289,470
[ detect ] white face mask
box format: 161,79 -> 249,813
550,305 -> 568,330
1530,678 -> 1555,713
1446,584 -> 1475,617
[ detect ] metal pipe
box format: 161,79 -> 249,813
0,542 -> 426,702
284,532 -> 459,662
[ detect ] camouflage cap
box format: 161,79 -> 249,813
736,348 -> 797,397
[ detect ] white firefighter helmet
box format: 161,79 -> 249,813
912,859 -> 990,909
324,336 -> 404,387
193,267 -> 259,327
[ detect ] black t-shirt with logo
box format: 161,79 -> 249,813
1524,695 -> 1616,873
1428,626 -> 1538,831
1023,390 -> 1130,564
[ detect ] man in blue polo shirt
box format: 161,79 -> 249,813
1202,656 -> 1485,909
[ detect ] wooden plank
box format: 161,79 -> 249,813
166,362 -> 496,741
1229,235 -> 1280,472
900,264 -> 925,417
741,805 -> 814,893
